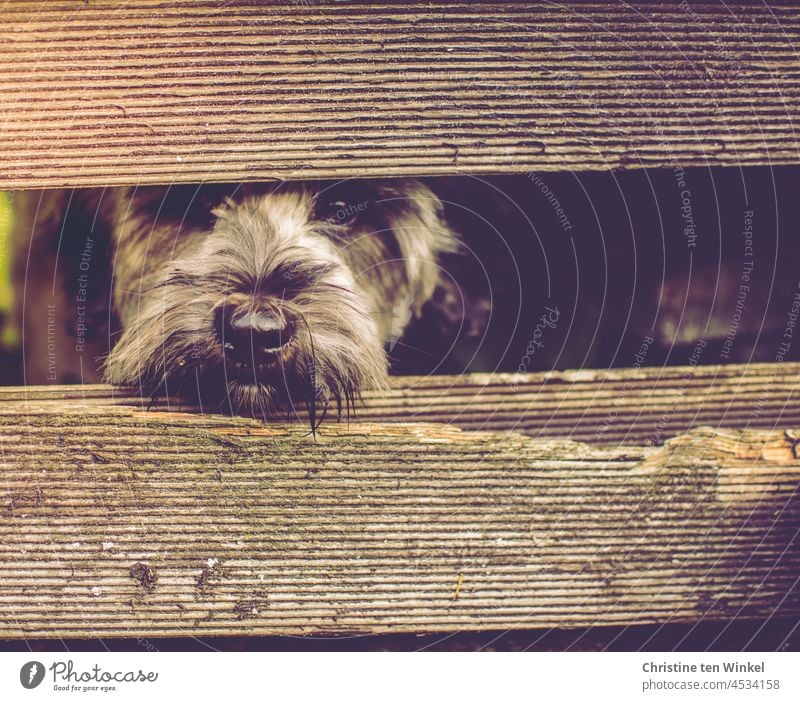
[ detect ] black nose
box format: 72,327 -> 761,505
215,305 -> 293,364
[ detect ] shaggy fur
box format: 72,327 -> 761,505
14,180 -> 459,421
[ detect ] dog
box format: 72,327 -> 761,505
13,179 -> 463,422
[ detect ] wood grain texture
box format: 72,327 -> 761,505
0,362 -> 798,638
4,362 -> 798,445
1,1 -> 799,189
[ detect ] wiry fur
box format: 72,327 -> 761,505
15,179 -> 459,422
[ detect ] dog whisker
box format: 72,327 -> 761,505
387,339 -> 440,358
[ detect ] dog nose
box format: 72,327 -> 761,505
215,305 -> 293,364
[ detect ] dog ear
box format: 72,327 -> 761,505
382,180 -> 460,316
11,188 -> 118,383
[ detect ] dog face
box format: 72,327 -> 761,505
103,179 -> 458,417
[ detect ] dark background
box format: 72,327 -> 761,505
396,165 -> 800,377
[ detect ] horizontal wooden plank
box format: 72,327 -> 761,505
2,1 -> 799,189
2,362 -> 798,445
0,362 -> 799,638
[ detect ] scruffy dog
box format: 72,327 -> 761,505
13,180 -> 460,421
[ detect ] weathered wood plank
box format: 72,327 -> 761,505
2,1 -> 799,189
1,362 -> 797,445
0,363 -> 798,638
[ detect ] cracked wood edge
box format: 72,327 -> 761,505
0,410 -> 798,638
0,361 -> 796,445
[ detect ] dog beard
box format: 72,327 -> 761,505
105,259 -> 387,424
101,179 -> 459,425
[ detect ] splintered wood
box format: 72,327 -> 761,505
0,363 -> 798,638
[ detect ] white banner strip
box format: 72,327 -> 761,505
0,651 -> 797,701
